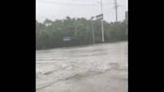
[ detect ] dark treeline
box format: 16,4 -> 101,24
36,17 -> 128,50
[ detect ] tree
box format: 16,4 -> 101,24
36,17 -> 128,50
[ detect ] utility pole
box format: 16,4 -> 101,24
114,0 -> 118,22
100,0 -> 104,42
125,11 -> 128,35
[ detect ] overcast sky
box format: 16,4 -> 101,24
36,0 -> 128,23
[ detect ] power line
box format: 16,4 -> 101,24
39,0 -> 97,5
38,0 -> 113,6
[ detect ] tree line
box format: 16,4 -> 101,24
36,17 -> 128,50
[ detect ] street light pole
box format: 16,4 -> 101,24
91,17 -> 95,44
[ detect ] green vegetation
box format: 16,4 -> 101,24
36,17 -> 128,50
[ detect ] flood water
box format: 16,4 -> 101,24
36,41 -> 128,92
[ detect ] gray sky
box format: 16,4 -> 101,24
36,0 -> 128,23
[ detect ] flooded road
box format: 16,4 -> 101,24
36,41 -> 128,92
